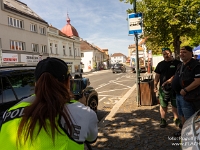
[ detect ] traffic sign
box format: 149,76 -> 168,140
128,13 -> 143,35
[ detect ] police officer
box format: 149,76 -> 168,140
0,57 -> 98,150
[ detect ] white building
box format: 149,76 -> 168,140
48,24 -> 81,73
80,40 -> 108,72
0,0 -> 49,66
110,53 -> 126,64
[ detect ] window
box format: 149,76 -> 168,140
69,47 -> 72,56
31,43 -> 38,52
10,40 -> 25,50
30,23 -> 37,32
55,44 -> 58,54
41,45 -> 47,53
77,48 -> 80,56
8,17 -> 23,28
40,27 -> 45,35
63,45 -> 66,55
0,38 -> 2,49
50,43 -> 53,54
75,48 -> 77,56
81,53 -> 84,57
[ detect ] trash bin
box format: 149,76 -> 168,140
139,76 -> 157,106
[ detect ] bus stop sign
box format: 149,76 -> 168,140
128,13 -> 143,35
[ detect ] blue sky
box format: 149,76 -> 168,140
24,0 -> 135,56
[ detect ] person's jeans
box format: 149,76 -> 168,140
176,94 -> 195,120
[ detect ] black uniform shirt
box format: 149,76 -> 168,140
154,59 -> 181,86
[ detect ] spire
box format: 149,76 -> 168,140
61,13 -> 79,37
67,13 -> 70,24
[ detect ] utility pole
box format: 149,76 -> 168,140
133,0 -> 141,106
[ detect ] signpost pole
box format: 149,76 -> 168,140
133,0 -> 141,107
0,47 -> 2,67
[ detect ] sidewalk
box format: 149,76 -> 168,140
90,88 -> 182,150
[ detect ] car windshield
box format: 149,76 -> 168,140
0,70 -> 35,103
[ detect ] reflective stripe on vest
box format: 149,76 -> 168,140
0,101 -> 84,150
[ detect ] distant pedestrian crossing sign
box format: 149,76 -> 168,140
128,13 -> 143,35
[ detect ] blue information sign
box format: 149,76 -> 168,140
128,13 -> 143,35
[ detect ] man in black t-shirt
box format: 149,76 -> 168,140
171,46 -> 200,137
154,48 -> 181,128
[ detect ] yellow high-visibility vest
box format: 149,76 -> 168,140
0,101 -> 84,150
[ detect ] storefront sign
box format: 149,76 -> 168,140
21,54 -> 39,63
66,62 -> 73,64
2,53 -> 18,62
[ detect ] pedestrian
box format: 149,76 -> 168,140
154,48 -> 181,128
0,57 -> 98,150
171,46 -> 200,137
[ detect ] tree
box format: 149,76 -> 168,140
120,0 -> 200,58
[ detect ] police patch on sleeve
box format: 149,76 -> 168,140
2,107 -> 25,124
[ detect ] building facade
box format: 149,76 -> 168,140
0,0 -> 49,66
80,40 -> 108,72
110,53 -> 127,64
60,15 -> 81,73
48,25 -> 81,73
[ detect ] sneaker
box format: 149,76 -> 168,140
174,118 -> 182,129
160,118 -> 167,128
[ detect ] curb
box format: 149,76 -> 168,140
98,84 -> 136,127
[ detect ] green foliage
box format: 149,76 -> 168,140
120,0 -> 200,56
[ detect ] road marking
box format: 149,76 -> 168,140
98,83 -> 107,87
104,84 -> 136,121
112,81 -> 132,88
98,95 -> 116,97
97,88 -> 130,93
99,97 -> 106,102
95,82 -> 110,90
104,96 -> 121,104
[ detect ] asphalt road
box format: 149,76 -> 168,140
84,67 -> 137,121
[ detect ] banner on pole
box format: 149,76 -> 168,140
128,13 -> 143,35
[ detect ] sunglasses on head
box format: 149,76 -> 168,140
162,48 -> 170,51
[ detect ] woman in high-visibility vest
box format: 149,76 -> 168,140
0,57 -> 98,150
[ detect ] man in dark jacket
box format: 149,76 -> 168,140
154,48 -> 181,128
172,46 -> 200,137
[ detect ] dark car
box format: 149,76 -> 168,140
111,63 -> 126,73
0,66 -> 98,124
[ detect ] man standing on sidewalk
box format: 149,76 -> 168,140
171,46 -> 200,137
154,48 -> 181,128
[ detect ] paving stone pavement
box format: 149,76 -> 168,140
86,90 -> 182,150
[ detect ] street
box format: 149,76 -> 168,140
83,67 -> 136,121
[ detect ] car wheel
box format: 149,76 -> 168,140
88,97 -> 98,113
113,72 -> 115,73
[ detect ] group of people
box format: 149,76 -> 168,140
154,46 -> 200,137
0,57 -> 98,150
0,46 -> 200,149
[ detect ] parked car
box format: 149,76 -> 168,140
111,63 -> 126,73
0,66 -> 98,124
